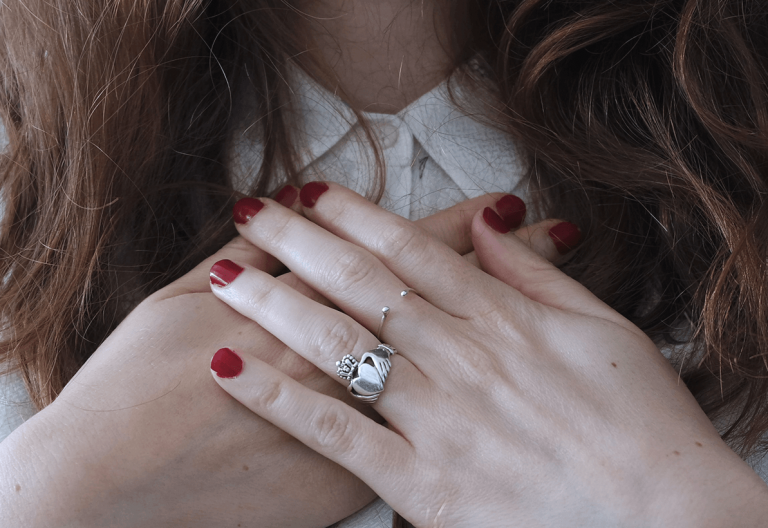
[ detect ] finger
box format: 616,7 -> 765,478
209,350 -> 416,506
166,185 -> 301,298
511,219 -> 572,265
413,192 -> 509,255
277,272 -> 334,308
461,218 -> 575,270
272,184 -> 301,211
158,235 -> 282,299
168,189 -> 498,301
462,251 -> 480,268
295,182 -> 510,317
472,210 -> 642,334
231,195 -> 454,333
209,259 -> 432,411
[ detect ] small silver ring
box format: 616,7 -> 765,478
376,288 -> 418,340
335,344 -> 397,404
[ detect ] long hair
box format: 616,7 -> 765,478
495,0 -> 768,459
2,0 -> 768,519
0,0 -> 303,403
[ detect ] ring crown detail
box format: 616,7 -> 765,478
336,354 -> 359,380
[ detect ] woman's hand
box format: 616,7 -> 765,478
0,191 -> 522,528
1,235 -> 372,528
208,182 -> 768,528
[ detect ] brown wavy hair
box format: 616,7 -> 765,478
2,0 -> 768,523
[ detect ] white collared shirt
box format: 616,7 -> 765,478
228,60 -> 527,221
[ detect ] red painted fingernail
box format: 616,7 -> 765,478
274,185 -> 298,207
299,181 -> 329,208
496,194 -> 526,229
211,347 -> 243,379
233,198 -> 264,225
210,259 -> 244,287
548,222 -> 582,254
483,207 -> 510,234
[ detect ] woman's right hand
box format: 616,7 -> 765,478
0,192 -> 550,528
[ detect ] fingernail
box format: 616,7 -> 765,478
211,347 -> 243,379
233,198 -> 264,225
496,194 -> 526,229
299,181 -> 329,208
210,259 -> 244,287
483,207 -> 510,234
548,222 -> 582,254
274,185 -> 298,207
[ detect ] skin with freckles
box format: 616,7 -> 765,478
210,183 -> 768,527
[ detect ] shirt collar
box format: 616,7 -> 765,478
289,63 -> 526,200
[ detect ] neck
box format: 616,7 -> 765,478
294,0 -> 469,114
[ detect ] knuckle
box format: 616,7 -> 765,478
445,333 -> 507,387
314,318 -> 361,361
311,405 -> 355,452
375,222 -> 429,263
322,248 -> 378,295
245,377 -> 284,410
260,213 -> 300,249
243,280 -> 278,313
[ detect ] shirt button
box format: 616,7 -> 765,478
375,122 -> 399,149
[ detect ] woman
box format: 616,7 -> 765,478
2,0 -> 768,525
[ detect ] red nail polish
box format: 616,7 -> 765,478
274,185 -> 298,207
210,259 -> 244,287
299,181 -> 329,208
549,222 -> 582,254
496,194 -> 526,229
211,347 -> 243,379
483,207 -> 510,234
233,198 -> 264,225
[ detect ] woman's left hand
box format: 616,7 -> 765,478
208,182 -> 768,527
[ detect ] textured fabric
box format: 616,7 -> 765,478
0,369 -> 36,443
227,60 -> 524,209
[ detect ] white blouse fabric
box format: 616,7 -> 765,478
1,61 -> 766,526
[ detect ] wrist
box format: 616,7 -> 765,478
0,407 -> 138,528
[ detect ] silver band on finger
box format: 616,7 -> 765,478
336,344 -> 397,404
376,288 -> 418,340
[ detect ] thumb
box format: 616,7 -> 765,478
472,208 -> 637,333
